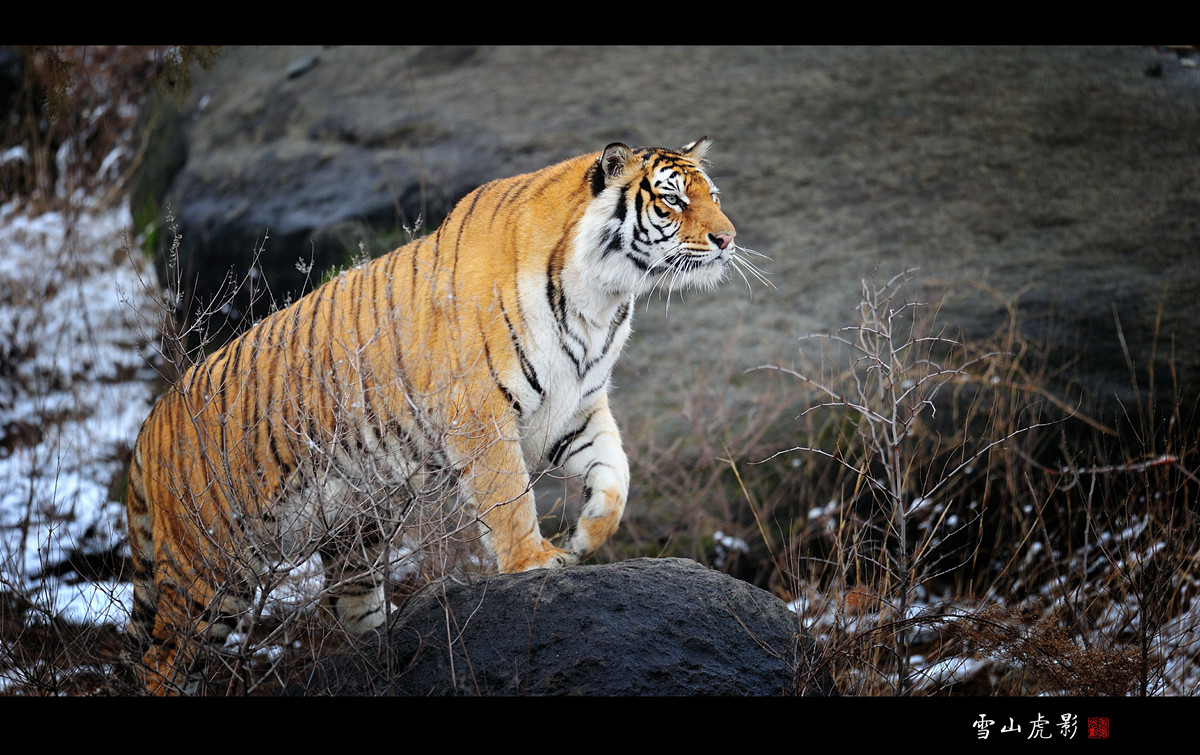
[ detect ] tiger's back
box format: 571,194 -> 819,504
126,138 -> 745,694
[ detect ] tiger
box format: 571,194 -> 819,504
125,137 -> 751,694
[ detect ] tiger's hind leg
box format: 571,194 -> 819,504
135,575 -> 254,696
125,497 -> 222,695
318,544 -> 390,634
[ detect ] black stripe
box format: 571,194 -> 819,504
130,599 -> 156,623
598,182 -> 633,259
603,301 -> 632,354
625,248 -> 649,271
613,184 -> 629,223
346,266 -> 366,340
490,178 -> 527,226
549,412 -> 595,467
545,261 -> 585,373
483,340 -> 522,416
458,187 -> 487,229
501,308 -> 543,396
135,552 -> 155,574
581,380 -> 607,399
588,161 -> 606,196
451,188 -> 489,287
214,335 -> 247,427
259,328 -> 292,481
305,291 -> 325,425
562,438 -> 595,466
411,232 -> 426,291
602,228 -> 625,258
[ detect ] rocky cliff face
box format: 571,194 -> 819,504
137,45 -> 1200,438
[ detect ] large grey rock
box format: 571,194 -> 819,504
290,558 -> 837,696
138,45 -> 1200,433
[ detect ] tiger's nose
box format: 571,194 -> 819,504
711,231 -> 736,250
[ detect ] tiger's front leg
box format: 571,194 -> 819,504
456,433 -> 577,573
555,401 -> 631,561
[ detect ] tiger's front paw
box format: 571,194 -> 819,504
499,540 -> 579,573
563,506 -> 622,562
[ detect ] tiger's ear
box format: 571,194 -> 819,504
600,142 -> 634,180
680,136 -> 712,163
591,142 -> 636,195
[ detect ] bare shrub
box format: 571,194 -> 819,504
747,271 -> 1069,693
719,269 -> 1200,696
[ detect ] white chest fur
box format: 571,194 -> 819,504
512,270 -> 633,468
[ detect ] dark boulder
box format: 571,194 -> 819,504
290,557 -> 837,696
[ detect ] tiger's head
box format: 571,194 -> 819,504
576,137 -> 762,300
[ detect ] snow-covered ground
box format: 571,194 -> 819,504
0,194 -> 160,626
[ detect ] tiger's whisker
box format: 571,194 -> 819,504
731,249 -> 773,289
